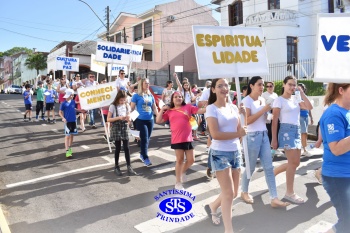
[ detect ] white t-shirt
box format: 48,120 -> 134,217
242,95 -> 267,132
205,104 -> 241,151
72,80 -> 83,94
85,80 -> 98,87
183,91 -> 193,104
261,91 -> 278,105
199,88 -> 210,101
273,96 -> 300,125
115,77 -> 129,90
109,104 -> 128,118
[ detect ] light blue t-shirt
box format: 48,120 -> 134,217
131,93 -> 155,120
320,104 -> 350,177
59,100 -> 76,122
23,90 -> 32,105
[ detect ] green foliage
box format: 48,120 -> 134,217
230,79 -> 325,96
0,47 -> 32,57
25,53 -> 47,75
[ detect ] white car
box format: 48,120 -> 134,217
6,85 -> 22,94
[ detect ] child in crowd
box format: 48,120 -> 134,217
44,81 -> 56,123
23,83 -> 33,122
107,90 -> 137,176
35,80 -> 46,121
59,89 -> 78,158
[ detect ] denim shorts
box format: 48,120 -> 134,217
278,123 -> 301,150
299,116 -> 308,133
209,149 -> 241,173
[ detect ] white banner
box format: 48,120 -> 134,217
107,64 -> 128,76
192,26 -> 269,80
175,66 -> 183,72
90,54 -> 106,74
77,82 -> 117,110
314,13 -> 350,83
56,56 -> 79,71
130,44 -> 143,63
95,41 -> 132,65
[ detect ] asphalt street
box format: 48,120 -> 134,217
0,93 -> 336,233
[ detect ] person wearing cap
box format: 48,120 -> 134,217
34,80 -> 46,121
59,89 -> 78,158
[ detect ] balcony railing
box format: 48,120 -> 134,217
245,9 -> 298,26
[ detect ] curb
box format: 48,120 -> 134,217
0,205 -> 11,233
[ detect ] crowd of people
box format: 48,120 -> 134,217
19,71 -> 349,233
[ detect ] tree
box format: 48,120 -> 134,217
0,47 -> 32,57
25,53 -> 47,77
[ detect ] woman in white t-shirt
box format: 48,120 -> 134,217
241,76 -> 290,208
271,76 -> 313,204
204,78 -> 247,231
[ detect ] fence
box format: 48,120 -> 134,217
263,58 -> 315,82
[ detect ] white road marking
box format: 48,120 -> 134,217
305,221 -> 333,233
41,124 -> 47,126
0,205 -> 11,233
6,163 -> 112,188
81,145 -> 90,149
51,129 -> 59,133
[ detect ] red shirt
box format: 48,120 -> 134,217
162,104 -> 198,144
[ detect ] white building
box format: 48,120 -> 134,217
212,0 -> 350,80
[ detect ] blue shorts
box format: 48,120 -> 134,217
209,149 -> 241,173
278,123 -> 301,150
300,116 -> 308,133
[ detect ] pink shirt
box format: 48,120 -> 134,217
162,104 -> 198,144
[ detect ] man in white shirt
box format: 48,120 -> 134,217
72,74 -> 83,95
115,69 -> 130,91
82,73 -> 98,129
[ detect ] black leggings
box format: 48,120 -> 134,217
115,140 -> 130,167
36,101 -> 44,117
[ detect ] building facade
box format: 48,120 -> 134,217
212,0 -> 350,81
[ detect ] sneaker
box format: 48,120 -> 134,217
302,150 -> 313,157
28,118 -> 32,122
127,165 -> 138,176
114,166 -> 123,176
66,150 -> 72,158
23,118 -> 28,122
92,125 -> 97,129
68,148 -> 73,156
52,119 -> 56,124
144,158 -> 152,167
175,182 -> 185,190
206,168 -> 212,179
47,119 -> 51,123
41,117 -> 45,121
164,124 -> 170,128
139,154 -> 145,163
35,118 -> 39,122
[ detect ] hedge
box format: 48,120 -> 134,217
231,80 -> 325,96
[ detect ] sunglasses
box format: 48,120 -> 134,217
120,73 -> 125,75
266,85 -> 273,88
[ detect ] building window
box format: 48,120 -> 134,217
328,0 -> 335,13
287,36 -> 298,64
268,0 -> 280,10
109,35 -> 115,42
144,51 -> 152,61
144,20 -> 152,38
134,24 -> 142,41
116,33 -> 122,43
228,1 -> 243,26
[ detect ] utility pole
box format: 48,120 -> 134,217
106,6 -> 110,41
123,27 -> 127,43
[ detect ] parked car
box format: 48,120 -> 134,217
149,85 -> 165,112
6,85 -> 22,94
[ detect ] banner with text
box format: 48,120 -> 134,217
314,13 -> 350,83
107,64 -> 128,76
56,56 -> 79,72
90,54 -> 106,74
95,41 -> 132,65
130,44 -> 143,63
192,26 -> 269,79
77,82 -> 117,110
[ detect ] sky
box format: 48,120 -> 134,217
0,0 -> 220,53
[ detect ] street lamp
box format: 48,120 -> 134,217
78,0 -> 110,41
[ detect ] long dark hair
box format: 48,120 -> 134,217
208,78 -> 222,105
169,91 -> 186,108
112,90 -> 128,106
298,83 -> 307,94
247,76 -> 262,96
281,76 -> 297,95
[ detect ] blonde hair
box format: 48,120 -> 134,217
324,83 -> 350,106
137,78 -> 151,96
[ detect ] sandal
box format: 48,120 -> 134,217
270,198 -> 290,208
204,204 -> 221,226
241,192 -> 254,204
314,170 -> 322,185
283,193 -> 305,204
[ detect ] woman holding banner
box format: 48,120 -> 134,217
130,78 -> 158,167
205,78 -> 246,230
319,83 -> 350,233
241,76 -> 290,208
156,91 -> 206,190
271,76 -> 313,204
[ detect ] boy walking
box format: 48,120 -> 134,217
44,81 -> 56,123
23,84 -> 33,122
59,89 -> 78,158
35,80 -> 46,121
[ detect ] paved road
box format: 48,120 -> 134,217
0,94 -> 336,233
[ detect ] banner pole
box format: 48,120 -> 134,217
101,107 -> 112,153
234,77 -> 251,179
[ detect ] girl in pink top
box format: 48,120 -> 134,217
156,92 -> 206,190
